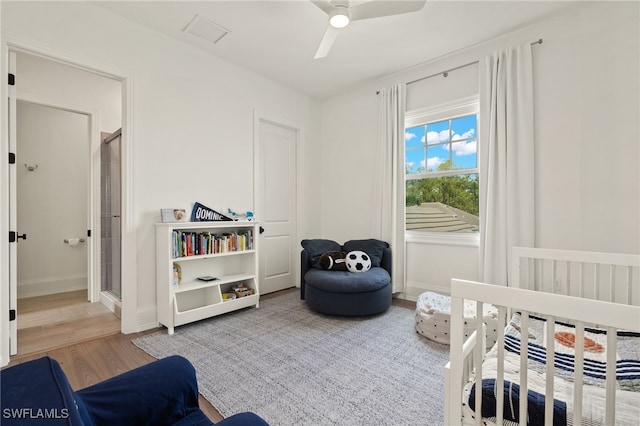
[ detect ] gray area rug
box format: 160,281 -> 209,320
133,291 -> 449,426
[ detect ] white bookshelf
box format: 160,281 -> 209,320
155,221 -> 259,334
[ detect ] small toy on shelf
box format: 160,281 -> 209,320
227,209 -> 254,221
173,262 -> 182,286
222,292 -> 237,301
231,282 -> 255,298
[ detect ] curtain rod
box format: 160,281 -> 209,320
378,38 -> 543,93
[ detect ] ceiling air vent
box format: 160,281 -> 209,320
183,15 -> 230,45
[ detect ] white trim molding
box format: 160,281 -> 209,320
1,34 -> 137,336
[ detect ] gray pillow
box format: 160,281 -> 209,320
342,239 -> 389,268
301,239 -> 342,269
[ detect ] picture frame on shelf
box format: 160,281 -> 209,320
161,208 -> 187,223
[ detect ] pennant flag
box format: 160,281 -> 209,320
190,202 -> 233,222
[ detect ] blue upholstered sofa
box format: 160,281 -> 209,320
300,239 -> 392,316
0,355 -> 268,426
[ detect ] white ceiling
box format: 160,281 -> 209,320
94,0 -> 578,100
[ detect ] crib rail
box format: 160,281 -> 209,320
444,327 -> 482,426
512,247 -> 640,305
447,279 -> 640,425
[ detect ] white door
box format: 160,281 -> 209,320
16,101 -> 90,300
257,119 -> 297,294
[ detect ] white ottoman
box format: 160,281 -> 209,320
415,291 -> 499,348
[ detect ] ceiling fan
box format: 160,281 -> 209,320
311,0 -> 427,59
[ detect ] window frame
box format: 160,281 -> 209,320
404,95 -> 480,246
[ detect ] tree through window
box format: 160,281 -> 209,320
405,99 -> 479,233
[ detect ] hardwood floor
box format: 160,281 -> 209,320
8,330 -> 225,422
16,290 -> 121,356
7,288 -> 415,423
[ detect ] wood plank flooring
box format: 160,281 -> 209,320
8,330 -> 225,422
7,288 -> 416,424
16,290 -> 121,356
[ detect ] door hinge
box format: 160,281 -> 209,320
8,73 -> 15,86
9,153 -> 16,164
9,309 -> 16,321
9,231 -> 16,243
87,229 -> 91,238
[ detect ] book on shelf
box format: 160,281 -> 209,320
171,229 -> 254,258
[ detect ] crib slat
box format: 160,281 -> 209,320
609,265 -> 615,302
593,263 -> 600,300
519,311 -> 529,425
564,260 -> 570,296
573,322 -> 585,424
496,306 -> 507,426
544,316 -> 555,425
626,266 -> 632,305
605,327 -> 617,425
474,301 -> 484,426
579,262 -> 584,298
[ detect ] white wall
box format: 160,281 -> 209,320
1,1 -> 321,331
15,52 -> 122,132
319,1 -> 639,297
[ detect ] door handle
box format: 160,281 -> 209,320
259,226 -> 265,234
9,231 -> 26,242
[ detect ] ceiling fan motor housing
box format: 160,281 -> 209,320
329,5 -> 350,28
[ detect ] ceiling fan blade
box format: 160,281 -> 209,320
314,26 -> 339,59
311,0 -> 334,15
350,0 -> 426,21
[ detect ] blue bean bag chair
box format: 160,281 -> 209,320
300,239 -> 392,316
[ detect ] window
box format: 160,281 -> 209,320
405,98 -> 479,234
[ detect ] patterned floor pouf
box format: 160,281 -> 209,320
415,291 -> 499,348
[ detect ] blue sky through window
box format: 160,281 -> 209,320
405,114 -> 477,174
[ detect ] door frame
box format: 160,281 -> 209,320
253,111 -> 305,291
1,36 -> 137,365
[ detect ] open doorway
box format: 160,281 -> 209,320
12,51 -> 122,356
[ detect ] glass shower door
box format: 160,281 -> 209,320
101,129 -> 121,298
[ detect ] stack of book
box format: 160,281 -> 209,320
171,229 -> 254,258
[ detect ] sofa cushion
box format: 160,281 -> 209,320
301,239 -> 341,269
76,355 -> 203,426
304,267 -> 390,293
342,239 -> 389,267
0,356 -> 86,425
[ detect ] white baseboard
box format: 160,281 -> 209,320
134,304 -> 159,333
18,274 -> 87,299
99,291 -> 122,318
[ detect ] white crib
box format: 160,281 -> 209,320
444,247 -> 640,426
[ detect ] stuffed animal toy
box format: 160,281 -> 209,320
346,251 -> 371,273
319,251 -> 348,271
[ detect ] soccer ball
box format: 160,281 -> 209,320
345,251 -> 371,273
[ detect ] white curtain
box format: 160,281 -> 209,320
479,44 -> 535,286
373,83 -> 406,294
